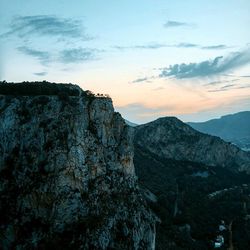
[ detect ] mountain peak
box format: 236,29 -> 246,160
135,115 -> 250,172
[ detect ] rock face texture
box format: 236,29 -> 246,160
134,117 -> 250,173
0,83 -> 156,249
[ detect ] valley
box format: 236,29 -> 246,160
134,145 -> 250,249
133,117 -> 250,249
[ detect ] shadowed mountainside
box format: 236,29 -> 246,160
135,117 -> 250,173
134,117 -> 250,249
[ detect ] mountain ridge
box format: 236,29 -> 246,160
134,116 -> 250,173
133,115 -> 250,249
188,111 -> 250,151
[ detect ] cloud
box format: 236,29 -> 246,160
160,48 -> 250,79
205,80 -> 223,86
18,46 -> 99,65
208,83 -> 250,92
164,20 -> 190,28
237,84 -> 250,89
205,78 -> 239,86
1,15 -> 90,40
59,48 -> 97,64
131,75 -> 157,84
132,77 -> 151,83
134,44 -> 166,49
220,84 -> 236,89
17,46 -> 51,64
113,42 -> 228,51
33,72 -> 47,76
201,45 -> 229,50
113,43 -> 168,50
177,43 -> 198,48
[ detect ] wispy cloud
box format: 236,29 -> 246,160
131,75 -> 157,84
113,43 -> 168,50
208,83 -> 250,92
205,78 -> 239,86
18,46 -> 99,65
177,43 -> 198,48
164,20 -> 190,28
237,84 -> 250,89
59,48 -> 97,64
201,45 -> 229,50
17,46 -> 51,65
220,84 -> 236,89
1,15 -> 90,40
132,77 -> 152,83
33,72 -> 47,76
113,42 -> 228,51
160,47 -> 250,79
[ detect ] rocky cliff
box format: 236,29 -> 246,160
0,82 -> 156,249
134,117 -> 250,173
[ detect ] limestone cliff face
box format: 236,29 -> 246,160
134,117 -> 250,173
0,83 -> 156,249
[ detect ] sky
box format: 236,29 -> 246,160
0,0 -> 250,123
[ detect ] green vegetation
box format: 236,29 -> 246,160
134,144 -> 250,249
0,81 -> 81,96
0,81 -> 111,101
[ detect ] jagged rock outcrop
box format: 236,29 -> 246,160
134,117 -> 250,173
0,82 -> 156,249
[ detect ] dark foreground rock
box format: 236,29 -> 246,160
0,82 -> 156,249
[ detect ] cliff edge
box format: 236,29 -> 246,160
0,82 -> 156,249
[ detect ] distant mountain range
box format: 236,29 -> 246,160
188,111 -> 250,151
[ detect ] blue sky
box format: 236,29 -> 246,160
1,0 -> 250,123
